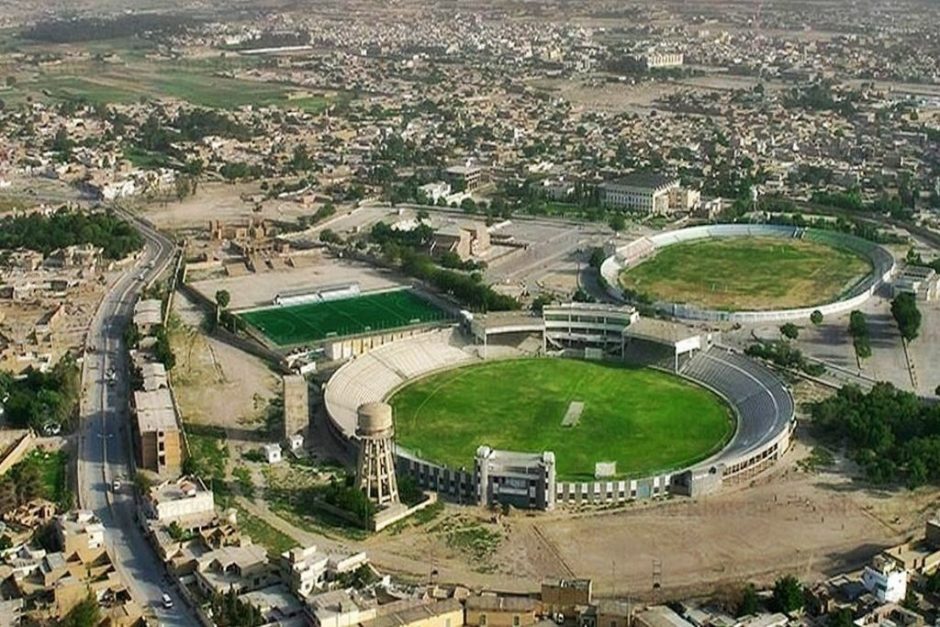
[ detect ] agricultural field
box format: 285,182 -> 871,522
389,358 -> 733,481
239,290 -> 451,347
3,56 -> 335,111
619,236 -> 872,311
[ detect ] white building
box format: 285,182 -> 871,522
418,181 -> 451,203
600,173 -> 681,214
862,556 -> 908,603
644,52 -> 684,69
146,476 -> 215,527
264,443 -> 283,464
282,546 -> 329,597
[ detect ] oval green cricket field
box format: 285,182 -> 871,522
388,359 -> 734,481
619,236 -> 873,311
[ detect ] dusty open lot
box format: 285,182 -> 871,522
169,290 -> 279,438
136,182 -> 316,232
189,256 -> 408,310
355,436 -> 929,599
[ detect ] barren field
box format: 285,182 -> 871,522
357,437 -> 926,599
190,256 -> 407,310
135,183 -> 314,232
169,290 -> 279,439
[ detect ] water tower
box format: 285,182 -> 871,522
355,402 -> 400,506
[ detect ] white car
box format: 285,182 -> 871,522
161,592 -> 173,609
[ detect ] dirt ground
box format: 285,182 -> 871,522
189,256 -> 407,310
136,182 -> 316,232
356,436 -> 934,599
169,289 -> 279,439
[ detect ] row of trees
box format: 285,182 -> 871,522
812,382 -> 940,487
891,292 -> 922,342
848,310 -> 872,359
745,340 -> 825,377
0,208 -> 143,260
370,222 -> 518,311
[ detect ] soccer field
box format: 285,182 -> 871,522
239,290 -> 449,346
389,359 -> 734,481
619,236 -> 872,311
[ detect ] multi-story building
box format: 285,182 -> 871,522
54,511 -> 104,560
599,174 -> 680,214
644,52 -> 684,69
464,595 -> 541,627
133,388 -> 182,475
862,555 -> 908,604
445,163 -> 484,192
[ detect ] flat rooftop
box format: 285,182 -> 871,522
604,172 -> 678,190
624,317 -> 700,345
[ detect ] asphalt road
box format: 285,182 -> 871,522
77,212 -> 198,626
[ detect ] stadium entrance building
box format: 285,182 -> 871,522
466,303 -> 639,358
475,446 -> 556,510
622,317 -> 712,372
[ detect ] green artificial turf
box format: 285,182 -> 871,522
389,358 -> 734,481
239,290 -> 450,346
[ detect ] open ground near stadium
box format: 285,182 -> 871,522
389,358 -> 734,481
620,236 -> 873,311
238,289 -> 451,347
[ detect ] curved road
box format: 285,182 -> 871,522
77,210 -> 198,626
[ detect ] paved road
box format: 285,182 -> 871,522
77,212 -> 198,626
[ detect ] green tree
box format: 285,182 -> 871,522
771,575 -> 804,613
215,289 -> 231,324
737,583 -> 760,617
780,323 -> 799,340
320,229 -> 341,244
810,310 -> 823,326
891,292 -> 921,341
828,608 -> 854,627
848,310 -> 872,359
588,247 -> 606,269
609,213 -> 626,232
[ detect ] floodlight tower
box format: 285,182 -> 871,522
355,402 -> 400,506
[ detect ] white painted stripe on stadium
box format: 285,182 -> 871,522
695,349 -> 782,453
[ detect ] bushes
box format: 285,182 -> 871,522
745,340 -> 821,376
320,476 -> 375,528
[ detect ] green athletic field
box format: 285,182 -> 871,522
389,359 -> 734,481
239,290 -> 449,346
620,236 -> 872,311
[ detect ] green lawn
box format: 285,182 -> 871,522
12,449 -> 70,506
620,236 -> 872,311
389,359 -> 733,481
240,290 -> 450,347
234,506 -> 298,557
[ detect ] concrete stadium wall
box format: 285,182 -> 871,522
601,224 -> 897,323
323,328 -> 795,508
